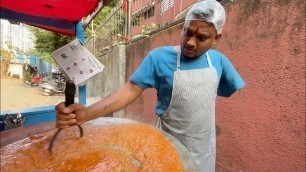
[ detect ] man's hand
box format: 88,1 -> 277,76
54,81 -> 144,129
55,102 -> 87,129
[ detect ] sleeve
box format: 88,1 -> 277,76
129,53 -> 157,90
217,56 -> 246,97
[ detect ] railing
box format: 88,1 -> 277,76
86,0 -> 195,55
86,0 -> 229,55
130,0 -> 198,38
86,3 -> 126,56
130,0 -> 228,38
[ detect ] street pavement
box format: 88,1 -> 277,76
1,78 -> 64,111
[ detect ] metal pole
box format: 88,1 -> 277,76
76,22 -> 86,105
125,0 -> 132,40
92,21 -> 96,56
179,0 -> 182,18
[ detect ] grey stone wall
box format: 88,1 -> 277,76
86,45 -> 126,117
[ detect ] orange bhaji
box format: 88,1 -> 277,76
0,123 -> 184,172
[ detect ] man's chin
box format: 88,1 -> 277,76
182,52 -> 197,59
182,49 -> 200,58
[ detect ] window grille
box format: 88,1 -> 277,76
161,0 -> 174,13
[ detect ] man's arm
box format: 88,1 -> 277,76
86,80 -> 143,121
55,80 -> 143,128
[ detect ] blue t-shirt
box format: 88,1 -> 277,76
130,46 -> 245,116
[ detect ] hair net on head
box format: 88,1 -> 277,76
185,0 -> 226,34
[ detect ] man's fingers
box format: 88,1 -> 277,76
55,102 -> 84,113
66,103 -> 85,112
55,103 -> 86,129
56,124 -> 70,129
57,119 -> 77,125
55,102 -> 71,113
56,113 -> 76,120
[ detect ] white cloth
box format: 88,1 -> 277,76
156,49 -> 218,171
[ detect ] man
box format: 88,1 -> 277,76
55,0 -> 245,171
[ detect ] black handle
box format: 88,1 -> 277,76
65,80 -> 75,107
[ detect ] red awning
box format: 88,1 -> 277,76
0,0 -> 101,35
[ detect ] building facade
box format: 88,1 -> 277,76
129,0 -> 229,37
0,19 -> 10,50
130,0 -> 197,37
0,19 -> 35,53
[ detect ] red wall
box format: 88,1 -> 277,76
130,0 -> 197,36
125,0 -> 305,171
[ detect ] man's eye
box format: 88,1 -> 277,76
198,36 -> 207,41
185,31 -> 193,37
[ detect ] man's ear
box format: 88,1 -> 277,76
215,34 -> 222,41
213,34 -> 222,45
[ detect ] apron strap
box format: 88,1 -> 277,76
206,52 -> 213,68
155,116 -> 161,128
177,49 -> 181,71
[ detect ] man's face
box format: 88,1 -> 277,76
180,20 -> 221,59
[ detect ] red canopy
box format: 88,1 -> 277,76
0,0 -> 101,35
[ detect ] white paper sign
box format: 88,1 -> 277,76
51,39 -> 104,85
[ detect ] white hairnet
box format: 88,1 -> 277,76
185,0 -> 226,34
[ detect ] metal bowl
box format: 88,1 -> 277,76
1,117 -> 197,171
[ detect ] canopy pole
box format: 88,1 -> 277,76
76,22 -> 86,105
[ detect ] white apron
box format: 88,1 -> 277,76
156,49 -> 218,172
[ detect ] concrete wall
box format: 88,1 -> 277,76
87,45 -> 126,117
123,0 -> 305,171
87,0 -> 304,171
7,63 -> 23,79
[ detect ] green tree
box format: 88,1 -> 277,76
85,6 -> 112,38
0,49 -> 13,76
30,27 -> 74,65
84,0 -> 121,38
29,0 -> 121,63
0,49 -> 12,61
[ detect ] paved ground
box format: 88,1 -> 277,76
1,78 -> 65,111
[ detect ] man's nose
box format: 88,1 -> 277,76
186,37 -> 196,47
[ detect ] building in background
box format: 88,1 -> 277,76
130,0 -> 229,38
85,0 -> 229,55
1,19 -> 51,78
0,19 -> 10,50
130,0 -> 197,37
0,19 -> 35,53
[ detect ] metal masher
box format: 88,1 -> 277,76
48,80 -> 83,154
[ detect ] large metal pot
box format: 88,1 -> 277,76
0,117 -> 197,171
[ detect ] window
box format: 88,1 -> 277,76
149,6 -> 155,18
144,10 -> 149,19
132,15 -> 141,26
144,6 -> 155,19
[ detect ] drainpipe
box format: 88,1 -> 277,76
158,0 -> 162,28
179,0 -> 182,19
125,0 -> 132,41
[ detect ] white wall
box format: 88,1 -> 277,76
7,63 -> 23,79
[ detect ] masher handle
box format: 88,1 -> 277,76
49,80 -> 83,154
